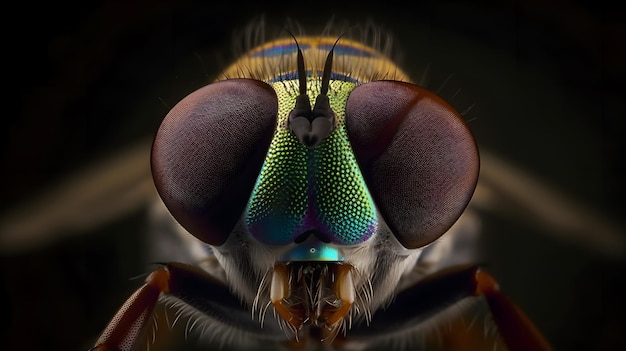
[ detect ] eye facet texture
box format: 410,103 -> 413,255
151,79 -> 278,246
345,81 -> 479,249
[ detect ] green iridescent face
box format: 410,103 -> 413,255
245,79 -> 378,252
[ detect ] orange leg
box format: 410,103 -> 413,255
346,264 -> 552,351
319,264 -> 355,343
91,262 -> 278,351
323,264 -> 355,327
90,268 -> 170,351
475,270 -> 553,351
270,263 -> 305,331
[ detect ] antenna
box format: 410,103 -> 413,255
287,35 -> 341,149
287,31 -> 307,96
320,35 -> 342,95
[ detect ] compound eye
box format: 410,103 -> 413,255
345,80 -> 479,249
151,79 -> 278,246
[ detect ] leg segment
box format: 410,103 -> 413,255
322,263 -> 355,327
319,264 -> 355,343
475,270 -> 553,351
270,263 -> 306,331
91,262 -> 282,351
349,264 -> 552,351
90,268 -> 169,351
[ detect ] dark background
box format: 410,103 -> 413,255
2,0 -> 625,350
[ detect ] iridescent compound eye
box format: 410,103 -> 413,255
345,80 -> 479,249
151,79 -> 278,246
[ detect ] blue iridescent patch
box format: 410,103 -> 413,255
250,43 -> 311,57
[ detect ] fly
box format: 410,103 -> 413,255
80,27 -> 554,351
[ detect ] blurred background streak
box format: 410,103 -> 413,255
2,0 -> 625,350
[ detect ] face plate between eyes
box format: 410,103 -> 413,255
227,36 -> 413,256
245,79 -> 378,248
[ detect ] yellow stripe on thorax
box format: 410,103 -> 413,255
219,36 -> 410,84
